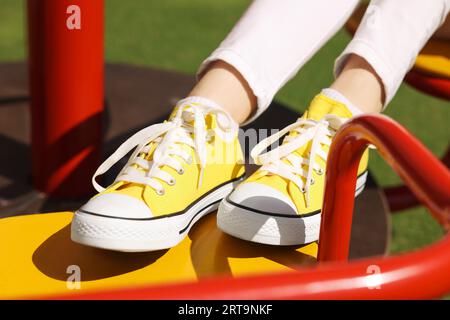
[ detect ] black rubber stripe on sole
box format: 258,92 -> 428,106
225,174 -> 367,219
78,174 -> 245,221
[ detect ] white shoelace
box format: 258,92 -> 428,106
251,114 -> 348,207
92,103 -> 235,195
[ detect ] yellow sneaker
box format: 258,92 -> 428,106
71,97 -> 245,252
217,93 -> 368,245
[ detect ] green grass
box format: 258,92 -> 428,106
1,0 -> 449,275
0,0 -> 26,61
105,0 -> 252,73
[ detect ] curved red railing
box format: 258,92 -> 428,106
384,147 -> 450,212
318,115 -> 450,261
50,115 -> 450,299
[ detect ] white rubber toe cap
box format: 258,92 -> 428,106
78,193 -> 153,219
228,182 -> 299,216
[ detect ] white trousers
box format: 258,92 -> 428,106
198,0 -> 450,123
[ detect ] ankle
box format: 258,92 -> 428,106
188,60 -> 256,124
331,54 -> 385,113
321,88 -> 363,116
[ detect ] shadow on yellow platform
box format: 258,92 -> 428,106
0,212 -> 317,298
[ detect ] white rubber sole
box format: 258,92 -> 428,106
217,171 -> 368,246
71,178 -> 242,252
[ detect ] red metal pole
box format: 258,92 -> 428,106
27,0 -> 104,197
318,115 -> 450,262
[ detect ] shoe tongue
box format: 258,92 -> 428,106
278,93 -> 353,165
143,103 -> 214,164
284,93 -> 352,141
305,93 -> 353,121
256,94 -> 355,209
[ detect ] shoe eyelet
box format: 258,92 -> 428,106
300,187 -> 306,193
168,178 -> 176,186
310,178 -> 315,185
156,189 -> 165,196
178,167 -> 185,175
316,168 -> 324,175
186,157 -> 193,165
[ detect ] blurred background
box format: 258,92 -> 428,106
0,0 -> 448,255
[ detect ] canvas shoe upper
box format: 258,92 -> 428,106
71,98 -> 245,252
217,93 -> 368,245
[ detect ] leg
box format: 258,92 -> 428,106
188,60 -> 256,124
190,0 -> 360,124
331,54 -> 384,113
334,0 -> 450,111
218,0 -> 450,246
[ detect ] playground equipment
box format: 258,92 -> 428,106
0,79 -> 389,298
52,113 -> 450,300
0,1 -> 449,299
27,0 -> 104,197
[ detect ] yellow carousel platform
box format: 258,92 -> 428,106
0,63 -> 389,299
0,211 -> 317,299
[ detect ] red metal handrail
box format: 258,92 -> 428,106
384,147 -> 450,212
318,115 -> 450,261
49,115 -> 450,299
